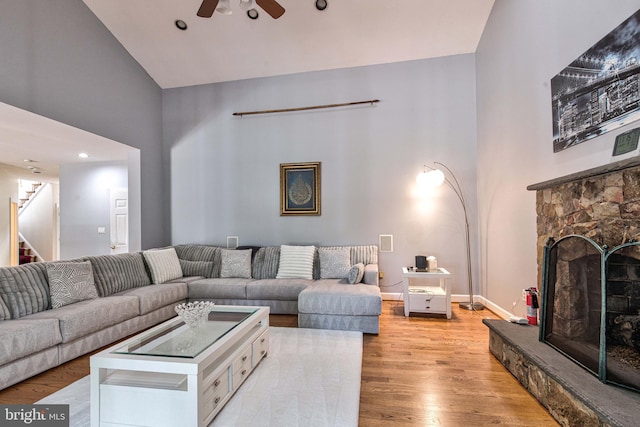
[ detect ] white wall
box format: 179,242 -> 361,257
164,55 -> 479,295
476,1 -> 640,314
0,0 -> 165,250
59,161 -> 128,259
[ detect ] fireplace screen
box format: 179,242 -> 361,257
541,235 -> 640,392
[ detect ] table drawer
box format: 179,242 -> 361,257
408,293 -> 447,313
252,330 -> 269,366
202,369 -> 230,414
233,346 -> 252,374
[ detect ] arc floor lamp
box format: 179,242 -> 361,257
416,162 -> 484,311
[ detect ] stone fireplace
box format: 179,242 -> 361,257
483,158 -> 640,427
530,157 -> 640,393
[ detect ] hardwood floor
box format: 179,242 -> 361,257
0,301 -> 559,426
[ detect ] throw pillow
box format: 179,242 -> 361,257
179,260 -> 214,277
46,261 -> 99,309
276,245 -> 316,280
348,263 -> 365,284
319,247 -> 351,279
142,248 -> 183,284
220,249 -> 252,279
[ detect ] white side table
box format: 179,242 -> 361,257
402,267 -> 451,319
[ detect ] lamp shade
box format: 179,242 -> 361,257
416,169 -> 445,188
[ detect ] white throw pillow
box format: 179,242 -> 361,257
276,245 -> 316,280
319,247 -> 351,279
220,249 -> 252,278
47,261 -> 99,309
143,248 -> 183,284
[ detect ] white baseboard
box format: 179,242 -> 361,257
382,292 -> 512,320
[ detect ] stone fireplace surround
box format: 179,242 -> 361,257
485,157 -> 640,427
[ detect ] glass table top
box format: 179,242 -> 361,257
113,307 -> 257,359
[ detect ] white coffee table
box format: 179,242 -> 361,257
90,305 -> 269,427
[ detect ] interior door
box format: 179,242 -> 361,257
110,188 -> 129,254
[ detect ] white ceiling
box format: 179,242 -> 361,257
2,0 -> 495,180
0,102 -> 135,182
82,0 -> 495,89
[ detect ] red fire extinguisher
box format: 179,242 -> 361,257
525,287 -> 539,325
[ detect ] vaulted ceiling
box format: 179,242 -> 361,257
82,0 -> 495,88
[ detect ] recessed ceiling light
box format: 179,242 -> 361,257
175,19 -> 188,30
78,153 -> 89,158
247,8 -> 259,19
23,159 -> 36,163
315,0 -> 328,11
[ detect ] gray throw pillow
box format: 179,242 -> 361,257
319,247 -> 351,279
348,263 -> 365,284
47,261 -> 99,309
220,249 -> 252,278
143,247 -> 183,284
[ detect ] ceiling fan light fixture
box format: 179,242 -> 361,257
239,0 -> 254,11
247,8 -> 259,19
216,0 -> 233,15
315,0 -> 328,11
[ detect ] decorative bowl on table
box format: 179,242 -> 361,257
174,301 -> 215,328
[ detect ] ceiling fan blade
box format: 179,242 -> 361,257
197,0 -> 220,18
255,0 -> 285,19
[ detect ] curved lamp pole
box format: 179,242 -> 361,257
417,162 -> 484,311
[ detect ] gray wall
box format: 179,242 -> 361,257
164,55 -> 479,295
475,0 -> 640,313
59,161 -> 127,259
0,0 -> 166,249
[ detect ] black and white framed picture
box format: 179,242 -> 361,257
551,9 -> 640,153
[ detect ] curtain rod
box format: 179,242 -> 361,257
232,99 -> 379,117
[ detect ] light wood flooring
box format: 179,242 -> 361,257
0,301 -> 559,426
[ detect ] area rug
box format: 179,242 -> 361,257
36,327 -> 362,427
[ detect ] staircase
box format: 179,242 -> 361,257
19,241 -> 37,264
18,180 -> 42,209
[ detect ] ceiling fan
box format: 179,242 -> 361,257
197,0 -> 285,19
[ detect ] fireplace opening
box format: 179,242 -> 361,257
542,234 -> 640,392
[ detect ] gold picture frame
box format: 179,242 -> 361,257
280,162 -> 321,216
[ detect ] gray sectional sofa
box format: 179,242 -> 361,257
0,244 -> 381,391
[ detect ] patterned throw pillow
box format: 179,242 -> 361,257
143,248 -> 183,284
220,249 -> 252,279
276,245 -> 316,280
319,247 -> 351,279
46,261 -> 99,309
348,263 -> 365,284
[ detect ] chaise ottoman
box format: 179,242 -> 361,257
297,281 -> 382,334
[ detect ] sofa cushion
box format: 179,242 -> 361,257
0,297 -> 11,321
220,249 -> 252,279
276,245 -> 315,280
179,260 -> 214,277
246,278 -> 313,300
0,318 -> 62,365
46,261 -> 99,309
252,247 -> 280,279
0,263 -> 50,319
348,263 -> 365,284
115,282 -> 188,315
319,247 -> 351,279
174,245 -> 221,278
85,253 -> 151,297
27,295 -> 139,343
143,248 -> 183,284
188,278 -> 250,299
298,281 -> 382,316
